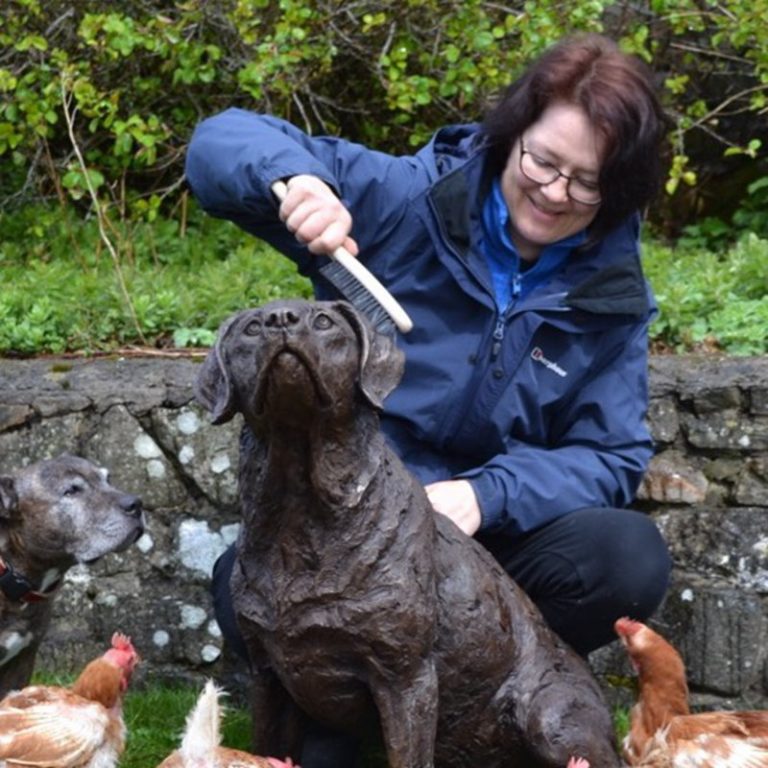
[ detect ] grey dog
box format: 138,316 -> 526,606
196,299 -> 621,768
0,454 -> 144,697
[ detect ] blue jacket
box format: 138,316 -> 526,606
185,108 -> 655,550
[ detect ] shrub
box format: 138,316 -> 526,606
642,233 -> 768,354
0,1 -> 766,234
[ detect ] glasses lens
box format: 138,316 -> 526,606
569,180 -> 601,205
520,151 -> 558,185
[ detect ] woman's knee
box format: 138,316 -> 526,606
503,507 -> 672,654
584,508 -> 672,614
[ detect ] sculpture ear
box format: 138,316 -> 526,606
0,477 -> 18,521
194,314 -> 239,424
335,303 -> 405,410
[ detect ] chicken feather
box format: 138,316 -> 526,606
155,679 -> 297,768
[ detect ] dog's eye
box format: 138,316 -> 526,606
313,313 -> 334,330
63,483 -> 83,497
244,319 -> 262,336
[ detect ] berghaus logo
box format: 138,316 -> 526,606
531,347 -> 567,377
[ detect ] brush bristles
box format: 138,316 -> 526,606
319,261 -> 398,335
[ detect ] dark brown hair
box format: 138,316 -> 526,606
482,34 -> 667,239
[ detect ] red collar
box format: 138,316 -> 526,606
0,557 -> 61,603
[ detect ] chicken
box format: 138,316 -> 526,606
615,617 -> 768,767
0,632 -> 139,768
156,678 -> 297,768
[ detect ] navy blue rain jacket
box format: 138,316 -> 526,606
185,108 -> 656,548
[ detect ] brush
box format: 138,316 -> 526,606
271,180 -> 413,335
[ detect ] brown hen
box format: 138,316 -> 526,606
0,632 -> 139,768
615,617 -> 768,767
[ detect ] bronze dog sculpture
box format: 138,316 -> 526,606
0,454 -> 144,697
196,299 -> 620,768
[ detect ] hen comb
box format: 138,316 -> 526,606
110,631 -> 134,652
614,617 -> 644,638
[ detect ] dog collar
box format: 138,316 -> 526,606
0,557 -> 61,603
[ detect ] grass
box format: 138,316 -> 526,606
27,667 -> 630,764
122,683 -> 252,767
31,671 -> 252,766
123,689 -> 628,766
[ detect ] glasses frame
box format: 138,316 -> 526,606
518,138 -> 602,206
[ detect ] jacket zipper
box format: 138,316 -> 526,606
490,319 -> 505,362
490,273 -> 522,362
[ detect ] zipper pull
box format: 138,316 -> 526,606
512,272 -> 522,301
491,318 -> 505,361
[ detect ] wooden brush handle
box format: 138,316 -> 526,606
271,180 -> 413,334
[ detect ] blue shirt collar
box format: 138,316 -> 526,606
481,177 -> 586,309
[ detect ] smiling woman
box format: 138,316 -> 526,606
185,32 -> 670,768
499,102 -> 605,261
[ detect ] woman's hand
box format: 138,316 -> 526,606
277,175 -> 359,257
425,479 -> 481,536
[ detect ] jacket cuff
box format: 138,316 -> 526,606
464,472 -> 507,533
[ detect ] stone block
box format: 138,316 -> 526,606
647,397 -> 680,444
0,404 -> 33,431
656,578 -> 767,701
0,412 -> 90,472
656,506 -> 768,591
82,404 -> 189,509
735,457 -> 768,506
637,451 -> 708,504
682,412 -> 768,452
692,386 -> 743,414
150,404 -> 242,509
752,387 -> 768,416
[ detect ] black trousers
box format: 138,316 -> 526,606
211,506 -> 671,766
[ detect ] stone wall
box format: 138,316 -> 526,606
0,354 -> 766,708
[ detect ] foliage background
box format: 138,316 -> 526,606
0,1 -> 767,355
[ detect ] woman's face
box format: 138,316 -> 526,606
500,101 -> 604,262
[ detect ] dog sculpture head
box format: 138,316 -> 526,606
195,299 -> 405,430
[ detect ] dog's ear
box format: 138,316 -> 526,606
195,314 -> 240,424
336,303 -> 405,409
0,477 -> 18,520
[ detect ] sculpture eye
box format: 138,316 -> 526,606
243,319 -> 262,336
313,313 -> 334,330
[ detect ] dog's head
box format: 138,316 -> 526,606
0,455 -> 145,567
195,299 -> 405,430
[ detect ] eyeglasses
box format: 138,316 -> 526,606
519,138 -> 602,206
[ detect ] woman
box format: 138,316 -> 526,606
186,31 -> 671,765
